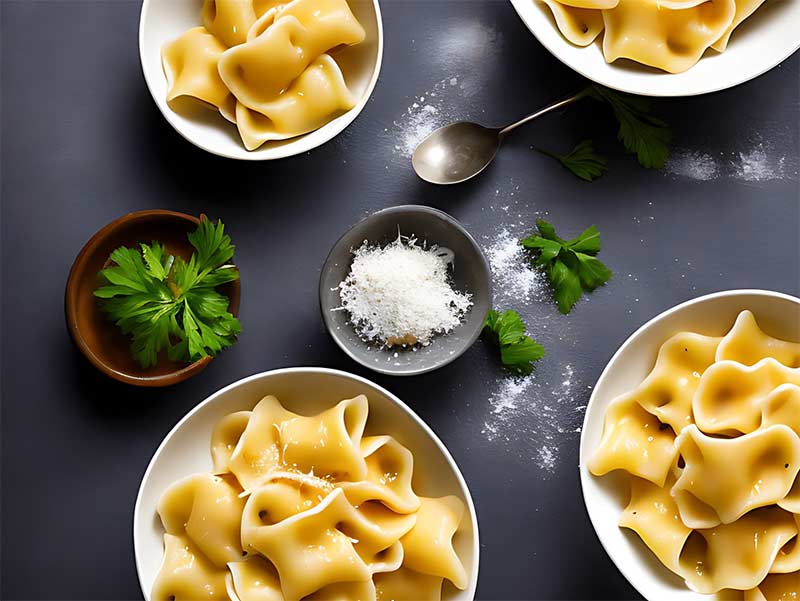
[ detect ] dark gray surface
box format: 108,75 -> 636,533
1,1 -> 798,600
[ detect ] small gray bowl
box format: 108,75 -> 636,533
320,205 -> 492,376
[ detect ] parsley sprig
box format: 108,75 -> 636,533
537,139 -> 607,182
94,218 -> 241,368
484,309 -> 545,375
537,85 -> 671,180
521,219 -> 612,314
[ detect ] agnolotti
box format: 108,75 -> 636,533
400,496 -> 468,591
218,0 -> 364,110
227,395 -> 293,491
234,55 -> 357,150
716,310 -> 800,368
541,0 -> 604,47
678,507 -> 796,594
672,424 -> 800,528
693,358 -> 800,435
601,0 -> 737,73
278,394 -> 369,481
339,435 -> 421,514
201,0 -> 258,47
744,572 -> 800,601
374,567 -> 444,601
211,410 -> 251,473
151,533 -> 230,601
157,472 -> 245,567
588,394 -> 677,486
242,488 -> 402,601
631,331 -> 721,432
227,555 -> 283,601
711,0 -> 768,52
619,475 -> 691,576
161,27 -> 234,117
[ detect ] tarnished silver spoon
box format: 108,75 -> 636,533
412,90 -> 587,185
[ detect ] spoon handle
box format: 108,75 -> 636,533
498,89 -> 588,138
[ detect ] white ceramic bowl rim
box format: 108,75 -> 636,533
509,0 -> 800,97
579,288 -> 800,600
137,0 -> 384,159
132,366 -> 480,598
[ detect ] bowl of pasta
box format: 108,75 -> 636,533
133,367 -> 479,601
139,0 -> 383,159
509,0 -> 800,96
580,289 -> 800,600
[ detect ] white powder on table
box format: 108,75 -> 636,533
664,139 -> 796,182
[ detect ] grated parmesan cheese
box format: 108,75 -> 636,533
337,236 -> 473,347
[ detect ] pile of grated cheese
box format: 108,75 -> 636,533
337,236 -> 473,347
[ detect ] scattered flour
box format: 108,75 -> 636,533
392,76 -> 478,157
478,206 -> 588,476
664,140 -> 796,182
664,150 -> 719,181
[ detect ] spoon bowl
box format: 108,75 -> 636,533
412,91 -> 586,185
412,122 -> 501,185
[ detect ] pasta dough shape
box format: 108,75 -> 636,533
242,488 -> 408,601
716,310 -> 800,368
554,0 -> 618,8
157,473 -> 245,567
587,394 -> 677,487
339,436 -> 421,514
227,555 -> 283,601
279,394 -> 369,481
761,385 -> 800,437
374,567 -> 444,601
632,332 -> 721,432
693,359 -> 800,435
218,0 -> 365,111
304,579 -> 377,601
234,54 -> 357,150
711,0 -> 767,52
678,507 -> 796,594
228,395 -> 293,491
619,475 -> 692,575
211,410 -> 251,473
745,572 -> 800,601
771,514 -> 800,574
202,0 -> 258,47
601,0 -> 737,74
400,496 -> 468,590
541,0 -> 605,47
161,27 -> 234,115
151,533 -> 230,601
672,424 -> 800,528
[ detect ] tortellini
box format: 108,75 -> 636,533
152,394 -> 470,601
590,309 -> 800,595
540,0 -> 767,73
162,0 -> 366,150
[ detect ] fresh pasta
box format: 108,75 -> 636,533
590,309 -> 800,595
540,0 -> 767,73
161,0 -> 366,150
152,394 -> 469,601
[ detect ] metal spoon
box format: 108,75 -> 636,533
412,90 -> 587,185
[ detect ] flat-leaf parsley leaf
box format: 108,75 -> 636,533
94,218 -> 241,368
484,309 -> 545,375
521,219 -> 612,314
537,140 -> 608,181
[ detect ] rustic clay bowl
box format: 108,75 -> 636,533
65,210 -> 241,386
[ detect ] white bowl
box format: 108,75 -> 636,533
509,0 -> 800,97
138,0 -> 383,159
580,289 -> 800,600
133,367 -> 479,600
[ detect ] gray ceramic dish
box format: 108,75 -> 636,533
320,205 -> 492,376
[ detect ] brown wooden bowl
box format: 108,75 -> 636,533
65,210 -> 241,387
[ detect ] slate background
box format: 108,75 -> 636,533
2,0 -> 799,599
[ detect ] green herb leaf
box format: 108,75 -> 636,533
93,218 -> 241,368
588,85 -> 671,169
520,219 -> 612,314
537,140 -> 608,181
484,309 -> 545,375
